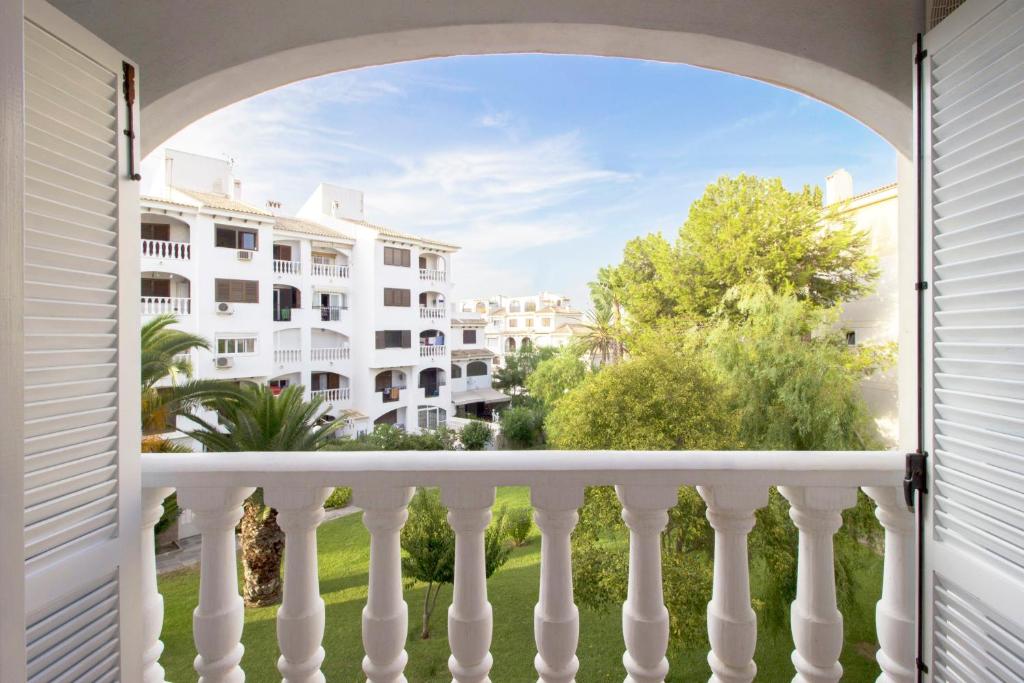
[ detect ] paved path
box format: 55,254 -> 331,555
157,505 -> 361,575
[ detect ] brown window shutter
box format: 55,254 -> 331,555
402,330 -> 411,348
376,331 -> 385,349
402,249 -> 411,267
402,289 -> 410,307
245,281 -> 259,303
215,279 -> 228,302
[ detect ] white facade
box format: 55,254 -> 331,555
459,292 -> 587,364
142,151 -> 468,436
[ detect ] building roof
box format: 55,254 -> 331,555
140,194 -> 201,210
452,348 -> 494,360
174,188 -> 273,217
274,215 -> 354,242
849,182 -> 898,203
538,306 -> 583,315
554,323 -> 592,335
451,318 -> 486,327
338,217 -> 459,251
451,388 -> 512,406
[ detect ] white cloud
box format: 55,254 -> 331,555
477,111 -> 513,129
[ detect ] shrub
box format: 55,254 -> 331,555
459,420 -> 493,450
506,507 -> 533,546
324,487 -> 352,509
499,405 -> 545,448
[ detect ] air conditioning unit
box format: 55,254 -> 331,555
237,249 -> 254,261
215,356 -> 234,369
217,302 -> 234,315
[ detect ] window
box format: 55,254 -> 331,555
526,319 -> 534,328
141,278 -> 170,297
462,329 -> 477,344
509,319 -> 518,328
215,225 -> 258,250
383,246 -> 411,267
450,364 -> 463,379
526,301 -> 537,312
375,330 -> 412,349
418,406 -> 446,430
215,278 -> 259,303
217,336 -> 257,355
846,331 -> 857,346
384,288 -> 411,307
312,251 -> 335,265
141,222 -> 170,241
467,361 -> 487,377
541,318 -> 551,327
273,244 -> 292,260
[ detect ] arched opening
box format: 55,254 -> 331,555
450,363 -> 463,379
272,239 -> 301,275
418,253 -> 446,279
509,301 -> 521,313
521,337 -> 532,350
420,329 -> 445,357
311,329 -> 351,361
141,213 -> 191,261
475,302 -> 487,314
505,337 -> 517,353
375,369 -> 407,403
375,408 -> 400,427
525,301 -> 537,312
311,371 -> 350,403
418,367 -> 447,398
273,328 -> 302,364
419,291 -> 446,318
268,371 -> 300,395
273,284 -> 301,321
141,271 -> 192,316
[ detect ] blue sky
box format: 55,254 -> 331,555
142,55 -> 897,309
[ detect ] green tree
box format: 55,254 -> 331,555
524,347 -> 589,409
400,490 -> 513,638
499,405 -> 546,448
493,345 -> 557,397
458,420 -> 494,450
328,423 -> 458,451
186,385 -> 345,606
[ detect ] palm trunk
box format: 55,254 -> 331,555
240,499 -> 285,607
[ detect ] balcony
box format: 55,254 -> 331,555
420,344 -> 446,358
312,262 -> 350,279
273,259 -> 301,275
139,450 -> 912,683
142,239 -> 191,260
311,346 -> 350,362
419,268 -> 446,282
419,306 -> 446,320
141,296 -> 191,316
311,387 -> 351,403
274,348 -> 301,364
318,306 -> 346,322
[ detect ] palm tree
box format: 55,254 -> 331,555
580,306 -> 622,366
186,384 -> 345,606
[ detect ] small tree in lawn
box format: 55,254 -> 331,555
400,489 -> 513,639
459,420 -> 493,450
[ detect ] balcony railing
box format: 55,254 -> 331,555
319,306 -> 345,322
419,268 -> 446,282
139,450 -> 912,683
419,306 -> 446,319
141,238 -> 191,260
420,344 -> 446,358
274,348 -> 301,364
141,296 -> 191,316
311,346 -> 350,362
311,387 -> 351,403
312,262 -> 349,279
274,259 -> 301,275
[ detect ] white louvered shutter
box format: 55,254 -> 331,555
923,0 -> 1024,679
22,2 -> 141,681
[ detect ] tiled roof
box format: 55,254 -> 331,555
141,194 -> 200,210
175,188 -> 273,217
338,217 -> 459,250
554,323 -> 592,335
274,215 -> 354,242
452,348 -> 494,360
849,182 -> 898,203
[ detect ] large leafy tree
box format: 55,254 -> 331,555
493,345 -> 557,397
187,385 -> 344,606
523,347 -> 589,409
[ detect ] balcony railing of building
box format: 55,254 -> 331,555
142,239 -> 191,260
381,385 -> 406,403
311,346 -> 350,362
420,380 -> 446,398
274,348 -> 301,364
311,387 -> 351,403
312,262 -> 350,279
419,306 -> 446,319
139,450 -> 912,683
141,296 -> 191,316
273,307 -> 295,322
274,259 -> 301,275
419,268 -> 446,282
420,344 -> 446,358
318,306 -> 346,322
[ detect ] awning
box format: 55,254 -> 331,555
315,284 -> 348,294
451,388 -> 512,406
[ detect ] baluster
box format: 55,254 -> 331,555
698,486 -> 768,683
265,487 -> 332,683
779,487 -> 857,683
178,487 -> 254,683
532,485 -> 583,683
142,487 -> 174,683
863,486 -> 915,683
357,486 -> 415,683
616,484 -> 678,683
443,486 -> 496,683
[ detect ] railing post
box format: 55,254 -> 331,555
779,487 -> 858,683
616,484 -> 678,683
178,487 -> 255,683
142,487 -> 174,683
698,486 -> 768,683
443,486 -> 497,683
264,487 -> 332,683
357,486 -> 415,683
532,485 -> 584,683
863,486 -> 915,683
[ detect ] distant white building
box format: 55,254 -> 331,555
141,149 -> 497,437
458,292 -> 589,364
826,169 -> 900,446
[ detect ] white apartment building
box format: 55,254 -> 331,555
459,292 -> 588,364
142,149 -> 474,436
449,316 -> 511,419
826,169 -> 900,446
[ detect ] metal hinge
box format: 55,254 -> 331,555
915,48 -> 929,65
122,61 -> 142,181
904,450 -> 928,510
915,280 -> 929,291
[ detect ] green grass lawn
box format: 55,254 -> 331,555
158,487 -> 883,681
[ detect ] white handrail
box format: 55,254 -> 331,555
419,268 -> 446,282
273,259 -> 301,275
141,239 -> 191,260
311,347 -> 350,361
420,345 -> 446,357
310,387 -> 351,403
312,262 -> 350,278
141,296 -> 191,315
419,306 -> 446,319
274,348 -> 301,364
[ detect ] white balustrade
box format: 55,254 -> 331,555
141,296 -> 191,316
443,486 -> 496,683
142,238 -> 191,260
780,486 -> 858,683
265,487 -> 332,683
419,268 -> 446,282
311,387 -> 350,403
420,345 -> 446,358
698,485 -> 768,683
318,306 -> 344,322
311,346 -> 350,361
177,486 -> 255,683
419,306 -> 446,319
275,348 -> 302,364
356,486 -> 416,683
274,259 -> 301,275
140,451 -> 912,683
312,262 -> 349,278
